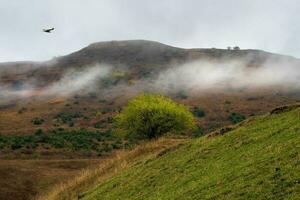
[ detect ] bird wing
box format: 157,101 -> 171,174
42,28 -> 54,33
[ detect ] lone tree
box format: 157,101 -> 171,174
115,94 -> 195,139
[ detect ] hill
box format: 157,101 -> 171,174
1,40 -> 299,90
48,105 -> 300,200
1,40 -> 300,136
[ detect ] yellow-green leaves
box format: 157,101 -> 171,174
115,94 -> 195,139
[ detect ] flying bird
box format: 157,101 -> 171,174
43,28 -> 54,33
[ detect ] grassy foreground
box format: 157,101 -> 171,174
41,106 -> 300,200
38,137 -> 188,200
79,106 -> 300,200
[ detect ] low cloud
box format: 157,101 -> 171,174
41,64 -> 111,96
1,56 -> 300,103
153,58 -> 300,93
0,64 -> 111,101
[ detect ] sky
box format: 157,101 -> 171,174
0,0 -> 299,62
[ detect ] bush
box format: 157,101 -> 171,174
94,122 -> 104,129
0,129 -> 127,155
18,107 -> 27,114
100,108 -> 112,114
55,112 -> 82,124
115,94 -> 195,139
35,129 -> 44,135
229,112 -> 246,124
176,90 -> 188,99
192,107 -> 205,118
31,118 -> 45,125
98,99 -> 107,103
192,125 -> 204,137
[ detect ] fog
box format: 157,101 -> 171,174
41,65 -> 111,96
0,64 -> 111,101
1,54 -> 300,102
154,59 -> 300,93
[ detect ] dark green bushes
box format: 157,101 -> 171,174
31,118 -> 45,125
192,125 -> 204,137
192,107 -> 205,118
55,112 -> 83,124
0,129 -> 126,155
229,112 -> 246,124
100,108 -> 113,114
94,122 -> 105,129
98,99 -> 107,104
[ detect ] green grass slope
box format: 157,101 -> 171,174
81,107 -> 300,200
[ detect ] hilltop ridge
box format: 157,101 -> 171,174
1,40 -> 299,90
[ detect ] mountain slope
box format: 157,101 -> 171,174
1,40 -> 299,88
80,105 -> 300,200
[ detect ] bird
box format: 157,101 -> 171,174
43,28 -> 54,33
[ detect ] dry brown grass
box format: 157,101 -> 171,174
0,159 -> 101,200
37,137 -> 188,200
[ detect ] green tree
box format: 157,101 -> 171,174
115,94 -> 195,139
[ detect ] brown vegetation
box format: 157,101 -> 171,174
0,159 -> 101,200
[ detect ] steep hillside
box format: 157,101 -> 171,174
72,105 -> 300,200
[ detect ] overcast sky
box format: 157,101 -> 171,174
0,0 -> 299,62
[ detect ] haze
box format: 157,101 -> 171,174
0,0 -> 300,62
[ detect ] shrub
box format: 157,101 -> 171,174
35,129 -> 44,135
31,118 -> 45,125
192,125 -> 204,137
192,107 -> 205,118
18,107 -> 27,114
98,99 -> 107,104
176,90 -> 188,99
115,94 -> 195,139
224,100 -> 231,105
100,108 -> 112,114
55,112 -> 82,124
111,70 -> 127,79
229,112 -> 246,124
0,129 -> 127,155
0,136 -> 7,150
11,139 -> 23,150
101,77 -> 118,87
94,122 -> 104,129
88,92 -> 97,98
68,122 -> 74,127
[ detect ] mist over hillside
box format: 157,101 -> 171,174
1,40 -> 300,102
